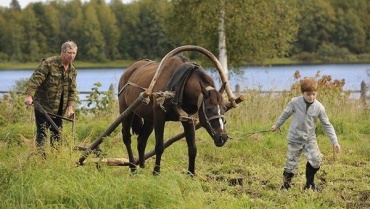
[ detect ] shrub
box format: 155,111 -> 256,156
292,52 -> 318,63
79,82 -> 117,116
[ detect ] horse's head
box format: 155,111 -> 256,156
198,82 -> 228,147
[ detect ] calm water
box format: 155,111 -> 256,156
1,64 -> 369,94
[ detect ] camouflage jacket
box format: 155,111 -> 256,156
25,56 -> 77,115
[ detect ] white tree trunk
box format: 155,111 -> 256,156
218,0 -> 228,82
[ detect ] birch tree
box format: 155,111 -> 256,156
167,0 -> 299,75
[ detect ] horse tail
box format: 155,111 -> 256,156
131,114 -> 143,135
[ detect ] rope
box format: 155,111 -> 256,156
118,81 -> 147,96
153,91 -> 175,111
244,128 -> 281,137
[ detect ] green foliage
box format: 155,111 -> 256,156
0,92 -> 31,125
317,43 -> 356,63
292,52 -> 319,64
1,0 -> 370,66
293,0 -> 370,57
0,78 -> 32,126
168,0 -> 300,67
80,82 -> 117,116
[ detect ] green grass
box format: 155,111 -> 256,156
0,91 -> 369,208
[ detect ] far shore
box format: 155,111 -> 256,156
1,59 -> 370,70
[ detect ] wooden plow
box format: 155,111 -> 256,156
75,45 -> 244,166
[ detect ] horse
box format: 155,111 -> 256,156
117,47 -> 230,175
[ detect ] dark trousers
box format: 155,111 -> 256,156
34,109 -> 63,148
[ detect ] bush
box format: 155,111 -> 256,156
0,92 -> 31,124
79,82 -> 117,116
317,43 -> 358,63
291,52 -> 318,63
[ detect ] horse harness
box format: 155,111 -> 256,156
118,62 -> 225,127
117,59 -> 155,96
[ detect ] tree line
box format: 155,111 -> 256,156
0,0 -> 369,68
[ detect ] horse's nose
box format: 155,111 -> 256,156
214,134 -> 228,147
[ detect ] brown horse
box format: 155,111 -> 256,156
118,53 -> 229,175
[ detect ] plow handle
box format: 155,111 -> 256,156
77,92 -> 148,165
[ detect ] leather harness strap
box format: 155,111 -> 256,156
118,62 -> 216,123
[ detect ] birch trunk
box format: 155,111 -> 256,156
218,0 -> 228,82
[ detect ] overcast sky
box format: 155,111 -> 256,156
0,0 -> 133,9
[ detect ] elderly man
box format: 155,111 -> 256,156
25,41 -> 78,149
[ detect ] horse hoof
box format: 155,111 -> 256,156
130,169 -> 138,175
152,170 -> 160,176
75,161 -> 84,167
187,171 -> 195,177
95,163 -> 102,171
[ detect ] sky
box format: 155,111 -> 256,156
0,0 -> 133,9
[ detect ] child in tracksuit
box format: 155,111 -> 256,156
271,77 -> 341,191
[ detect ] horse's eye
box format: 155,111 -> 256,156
206,107 -> 213,113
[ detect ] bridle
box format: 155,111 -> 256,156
197,86 -> 226,137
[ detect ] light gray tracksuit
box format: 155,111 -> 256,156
274,96 -> 338,174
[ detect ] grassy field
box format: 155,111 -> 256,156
0,86 -> 369,208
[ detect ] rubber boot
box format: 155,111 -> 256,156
281,171 -> 294,190
303,162 -> 320,192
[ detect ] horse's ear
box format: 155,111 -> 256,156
200,82 -> 209,98
219,82 -> 226,94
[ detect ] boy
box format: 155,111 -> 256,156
271,77 -> 341,191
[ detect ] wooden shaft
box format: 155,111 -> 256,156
77,92 -> 148,165
33,101 -> 60,133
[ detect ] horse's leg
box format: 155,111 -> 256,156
137,120 -> 153,168
153,111 -> 166,175
181,121 -> 197,175
182,121 -> 197,175
121,113 -> 137,173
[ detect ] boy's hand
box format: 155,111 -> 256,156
333,143 -> 341,153
271,125 -> 278,132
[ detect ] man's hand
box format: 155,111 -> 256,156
24,95 -> 33,106
66,106 -> 74,118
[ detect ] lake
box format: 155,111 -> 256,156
1,64 -> 369,99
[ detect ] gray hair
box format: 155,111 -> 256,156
61,41 -> 77,52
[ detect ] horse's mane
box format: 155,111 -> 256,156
174,53 -> 189,63
193,68 -> 223,105
193,67 -> 215,87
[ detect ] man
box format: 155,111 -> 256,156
25,41 -> 78,149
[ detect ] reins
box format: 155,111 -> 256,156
244,128 -> 281,137
117,81 -> 147,97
